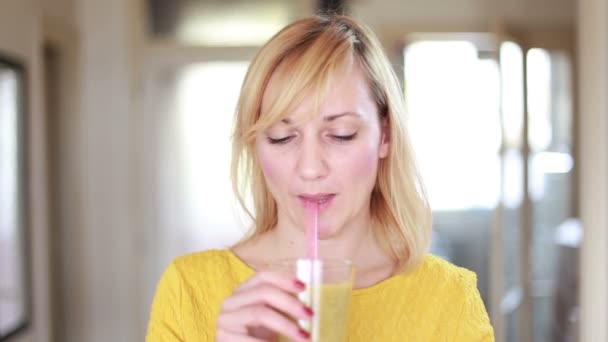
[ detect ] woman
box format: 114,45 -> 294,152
147,14 -> 494,341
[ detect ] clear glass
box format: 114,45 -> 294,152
526,49 -> 576,342
404,38 -> 500,314
270,259 -> 355,342
156,62 -> 250,259
0,61 -> 28,337
500,41 -> 525,342
404,40 -> 501,211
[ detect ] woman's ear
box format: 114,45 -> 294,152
379,116 -> 390,159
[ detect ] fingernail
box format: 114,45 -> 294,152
299,328 -> 311,339
294,279 -> 306,290
303,306 -> 314,317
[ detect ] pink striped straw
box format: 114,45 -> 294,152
305,202 -> 319,259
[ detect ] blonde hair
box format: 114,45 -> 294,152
231,15 -> 432,272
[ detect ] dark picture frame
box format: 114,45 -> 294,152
0,54 -> 31,340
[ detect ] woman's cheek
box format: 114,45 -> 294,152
257,146 -> 288,186
344,144 -> 380,179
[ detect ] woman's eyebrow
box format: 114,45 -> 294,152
324,112 -> 361,121
278,112 -> 360,124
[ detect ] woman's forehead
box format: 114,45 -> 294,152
260,58 -> 374,123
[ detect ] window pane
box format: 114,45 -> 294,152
0,63 -> 27,337
404,40 -> 501,212
500,41 -> 524,342
404,39 -> 501,314
527,49 -> 576,342
157,62 -> 250,261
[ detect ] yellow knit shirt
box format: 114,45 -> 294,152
146,250 -> 494,341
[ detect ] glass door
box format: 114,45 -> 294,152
404,33 -> 502,320
404,27 -> 576,342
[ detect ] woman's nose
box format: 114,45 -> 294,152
296,138 -> 329,181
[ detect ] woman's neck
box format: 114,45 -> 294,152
248,212 -> 393,273
232,212 -> 397,288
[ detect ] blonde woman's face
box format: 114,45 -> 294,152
255,60 -> 389,239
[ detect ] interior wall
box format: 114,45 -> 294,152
40,0 -> 75,24
42,13 -> 83,342
577,0 -> 608,340
74,0 -> 138,341
1,0 -> 144,340
0,0 -> 108,341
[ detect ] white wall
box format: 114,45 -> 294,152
75,0 -> 139,340
578,0 -> 608,340
0,0 -> 142,341
40,0 -> 75,24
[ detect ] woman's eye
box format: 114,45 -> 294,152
267,136 -> 293,144
331,132 -> 357,141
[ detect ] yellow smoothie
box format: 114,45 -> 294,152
279,282 -> 352,342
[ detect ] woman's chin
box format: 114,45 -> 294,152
316,224 -> 342,240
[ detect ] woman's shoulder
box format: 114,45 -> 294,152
409,254 -> 480,295
417,254 -> 477,282
414,255 -> 493,339
172,248 -> 233,268
168,248 -> 249,279
148,249 -> 246,339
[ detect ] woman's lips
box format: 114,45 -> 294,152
298,194 -> 336,210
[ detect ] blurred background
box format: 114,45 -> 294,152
0,0 -> 606,341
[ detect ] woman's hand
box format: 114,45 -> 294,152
216,271 -> 313,342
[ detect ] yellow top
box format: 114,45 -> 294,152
146,250 -> 494,341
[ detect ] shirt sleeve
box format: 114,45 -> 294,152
146,262 -> 185,342
453,272 -> 495,342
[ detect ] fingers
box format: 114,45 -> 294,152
217,304 -> 310,342
222,284 -> 313,320
234,271 -> 305,295
216,271 -> 312,342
